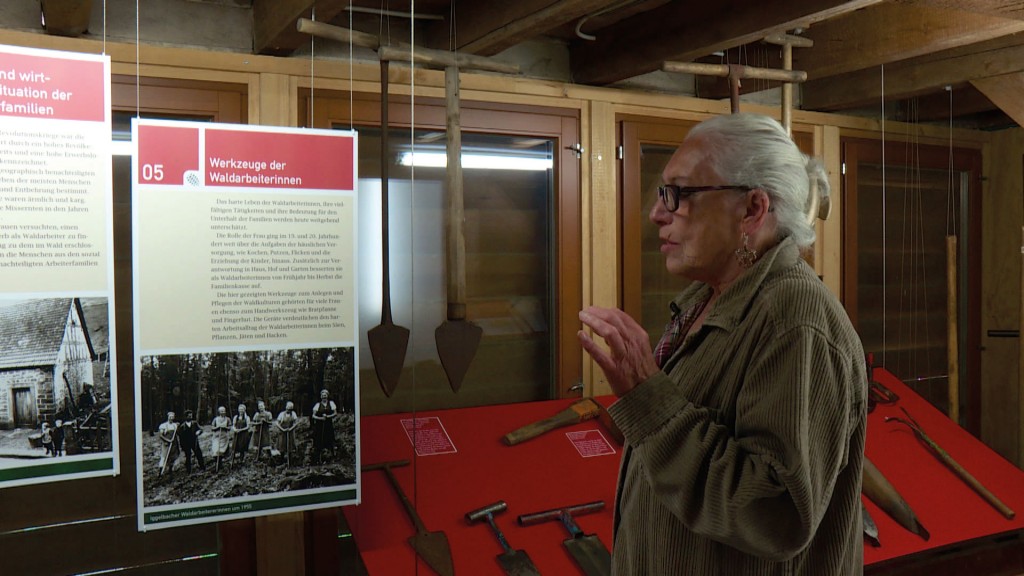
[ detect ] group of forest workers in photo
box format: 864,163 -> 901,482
156,389 -> 341,475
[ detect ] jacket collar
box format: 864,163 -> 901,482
670,236 -> 800,332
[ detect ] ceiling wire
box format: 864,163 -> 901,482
881,63 -> 887,366
946,86 -> 956,237
309,6 -> 315,127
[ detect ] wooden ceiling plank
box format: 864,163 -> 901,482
424,0 -> 623,55
802,38 -> 1024,110
796,2 -> 1024,80
254,0 -> 349,55
569,0 -> 885,86
41,0 -> 94,38
910,0 -> 1024,20
971,73 -> 1024,127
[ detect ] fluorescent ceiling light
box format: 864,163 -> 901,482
111,140 -> 133,156
398,151 -> 551,171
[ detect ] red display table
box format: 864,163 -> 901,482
344,368 -> 1024,575
863,368 -> 1024,574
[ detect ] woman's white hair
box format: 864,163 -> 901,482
686,113 -> 829,249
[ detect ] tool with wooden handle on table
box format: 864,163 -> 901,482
363,459 -> 454,576
502,398 -> 604,446
466,500 -> 541,576
887,407 -> 1016,520
518,500 -> 610,576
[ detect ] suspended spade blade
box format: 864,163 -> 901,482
368,322 -> 409,397
435,319 -> 482,392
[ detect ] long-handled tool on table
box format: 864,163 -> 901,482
466,500 -> 541,576
435,64 -> 482,393
886,407 -> 1016,520
518,501 -> 610,576
363,459 -> 454,576
367,60 -> 410,397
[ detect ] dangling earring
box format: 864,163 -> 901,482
735,232 -> 757,268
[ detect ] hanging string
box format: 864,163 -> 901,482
880,63 -> 887,366
946,86 -> 956,237
309,6 -> 315,127
135,0 -> 140,118
102,0 -> 107,55
348,1 -> 353,130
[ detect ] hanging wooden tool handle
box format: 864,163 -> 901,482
445,65 -> 467,322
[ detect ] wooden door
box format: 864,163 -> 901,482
13,387 -> 36,427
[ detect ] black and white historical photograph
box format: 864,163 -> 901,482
0,297 -> 115,478
138,346 -> 357,510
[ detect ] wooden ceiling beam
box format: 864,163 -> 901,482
908,0 -> 1024,20
911,86 -> 997,122
424,0 -> 623,55
569,0 -> 885,86
801,33 -> 1024,110
971,73 -> 1024,127
795,2 -> 1024,80
253,0 -> 350,56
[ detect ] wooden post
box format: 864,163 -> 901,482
947,235 -> 959,424
764,33 -> 814,136
1020,226 -> 1024,466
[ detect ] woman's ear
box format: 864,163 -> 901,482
743,188 -> 772,228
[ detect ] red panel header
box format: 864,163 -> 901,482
0,51 -> 106,122
205,129 -> 355,190
136,124 -> 200,186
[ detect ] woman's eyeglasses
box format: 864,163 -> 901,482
657,184 -> 753,212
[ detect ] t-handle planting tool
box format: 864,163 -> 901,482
466,500 -> 541,575
363,459 -> 454,576
518,500 -> 610,576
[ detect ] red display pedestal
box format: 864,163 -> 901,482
345,368 -> 1024,575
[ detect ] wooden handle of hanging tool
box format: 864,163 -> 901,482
946,235 -> 959,423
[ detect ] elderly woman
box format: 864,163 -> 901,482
579,113 -> 867,575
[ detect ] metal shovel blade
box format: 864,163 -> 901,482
497,550 -> 541,576
408,531 -> 455,576
435,319 -> 482,392
368,322 -> 410,397
564,534 -> 612,576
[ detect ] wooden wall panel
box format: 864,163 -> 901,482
982,129 -> 1024,466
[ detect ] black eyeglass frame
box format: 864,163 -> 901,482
657,184 -> 754,212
